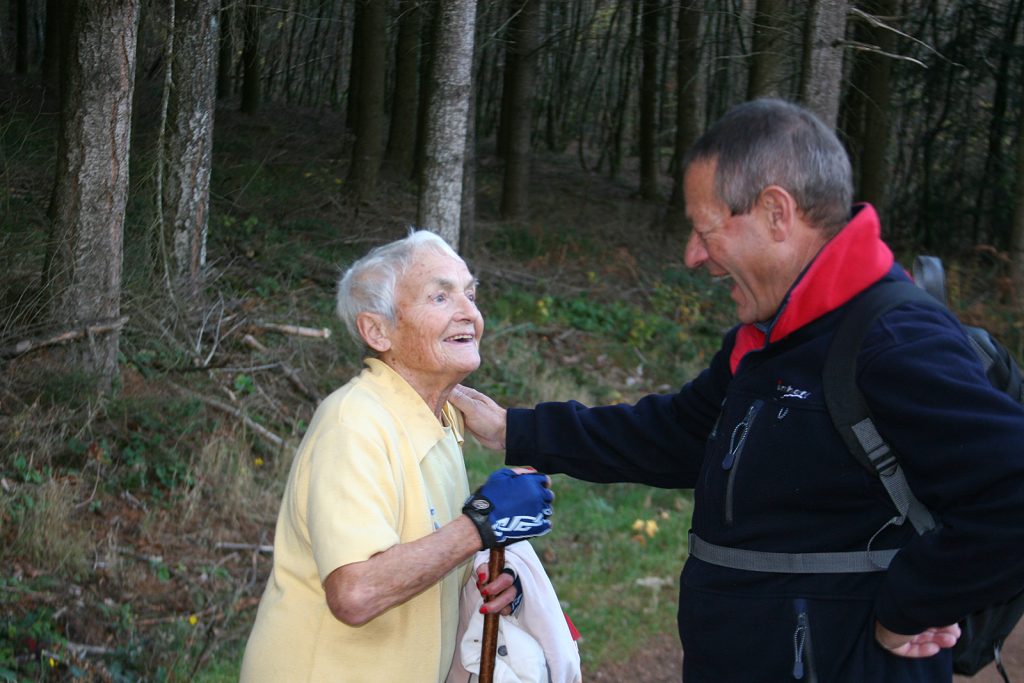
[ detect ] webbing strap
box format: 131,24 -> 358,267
688,532 -> 898,574
823,281 -> 941,537
850,418 -> 937,534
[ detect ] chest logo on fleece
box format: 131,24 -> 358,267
776,380 -> 811,400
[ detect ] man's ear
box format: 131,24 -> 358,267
758,186 -> 797,241
356,312 -> 391,353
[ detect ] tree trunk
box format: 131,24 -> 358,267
216,1 -> 233,99
386,0 -> 421,176
849,0 -> 897,214
747,0 -> 787,99
799,0 -> 847,129
162,0 -> 219,299
14,0 -> 29,74
638,0 -> 662,199
606,1 -> 639,180
972,0 -> 1024,246
1012,98 -> 1024,299
240,0 -> 261,113
347,0 -> 364,132
460,67 -> 477,257
667,1 -> 702,225
413,0 -> 439,182
44,0 -> 139,391
42,0 -> 67,95
347,0 -> 387,203
417,0 -> 477,248
500,0 -> 541,220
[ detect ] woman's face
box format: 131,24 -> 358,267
381,249 -> 484,392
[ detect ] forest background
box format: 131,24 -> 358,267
1,0 -> 1023,680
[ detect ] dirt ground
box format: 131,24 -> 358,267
586,621 -> 1024,682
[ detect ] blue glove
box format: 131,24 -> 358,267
463,468 -> 554,549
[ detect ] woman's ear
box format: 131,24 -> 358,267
357,312 -> 391,353
758,185 -> 797,241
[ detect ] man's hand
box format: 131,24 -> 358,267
450,385 -> 508,451
463,468 -> 553,549
875,621 -> 961,658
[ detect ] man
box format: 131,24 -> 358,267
240,230 -> 554,682
452,99 -> 1024,681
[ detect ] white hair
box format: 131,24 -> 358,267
336,229 -> 461,349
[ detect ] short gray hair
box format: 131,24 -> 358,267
336,230 -> 461,349
682,98 -> 853,234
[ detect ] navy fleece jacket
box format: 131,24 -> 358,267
504,205 -> 1024,682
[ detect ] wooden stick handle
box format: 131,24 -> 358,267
479,546 -> 505,683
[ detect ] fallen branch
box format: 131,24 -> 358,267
168,381 -> 285,450
0,316 -> 130,359
249,321 -> 331,339
215,541 -> 274,554
64,641 -> 117,656
241,334 -> 321,402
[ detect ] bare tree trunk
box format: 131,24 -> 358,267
14,0 -> 28,73
606,1 -> 638,180
1012,99 -> 1024,299
418,0 -> 477,248
42,0 -> 67,95
386,0 -> 421,176
972,0 -> 1024,246
43,0 -> 139,391
460,96 -> 477,256
850,0 -> 897,214
667,1 -> 702,226
347,0 -> 387,203
347,0 -> 364,133
240,0 -> 261,113
216,1 -> 233,99
799,0 -> 847,128
460,26 -> 480,258
638,0 -> 661,199
747,0 -> 787,99
500,0 -> 541,221
162,0 -> 219,299
413,0 -> 438,181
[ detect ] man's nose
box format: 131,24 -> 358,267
684,231 -> 707,269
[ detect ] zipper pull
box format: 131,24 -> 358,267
793,602 -> 809,680
722,400 -> 762,470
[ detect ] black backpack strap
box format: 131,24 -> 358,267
823,281 -> 939,535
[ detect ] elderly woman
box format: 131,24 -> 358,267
240,230 -> 553,682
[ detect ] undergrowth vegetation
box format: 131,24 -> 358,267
2,97 -> 1021,681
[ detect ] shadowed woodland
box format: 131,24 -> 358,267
1,0 -> 1023,680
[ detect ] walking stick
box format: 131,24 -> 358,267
479,546 -> 505,683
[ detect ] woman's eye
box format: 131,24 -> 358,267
432,293 -> 448,304
466,291 -> 476,303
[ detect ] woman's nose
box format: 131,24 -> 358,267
454,293 -> 480,319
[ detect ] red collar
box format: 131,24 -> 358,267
729,204 -> 894,374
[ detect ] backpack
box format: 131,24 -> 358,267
823,255 -> 1024,681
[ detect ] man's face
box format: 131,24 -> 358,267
384,250 -> 483,390
682,159 -> 784,324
